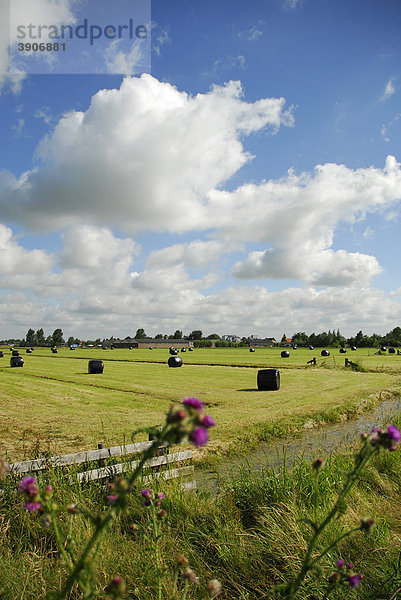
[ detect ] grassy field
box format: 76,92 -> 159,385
22,344 -> 401,370
1,346 -> 401,462
1,347 -> 401,599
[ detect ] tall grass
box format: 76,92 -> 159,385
1,416 -> 401,599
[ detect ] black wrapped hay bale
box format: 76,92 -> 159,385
10,356 -> 24,367
250,348 -> 255,352
88,360 -> 104,374
149,347 -> 153,350
168,356 -> 183,368
389,347 -> 396,354
12,350 -> 19,356
321,350 -> 330,357
188,347 -> 194,351
52,348 -> 58,354
281,351 -> 290,358
309,345 -> 314,350
292,345 -> 297,350
170,348 -> 178,355
339,348 -> 346,353
351,346 -> 357,351
0,351 -> 3,357
257,369 -> 280,391
181,348 -> 186,352
380,346 -> 387,352
26,348 -> 32,353
110,345 -> 114,350
70,346 -> 75,350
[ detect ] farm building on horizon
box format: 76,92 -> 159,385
221,334 -> 241,342
245,336 -> 277,346
102,337 -> 194,349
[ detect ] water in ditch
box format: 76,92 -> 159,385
195,397 -> 401,494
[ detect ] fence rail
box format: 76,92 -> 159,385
7,439 -> 194,490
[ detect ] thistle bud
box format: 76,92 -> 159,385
207,579 -> 222,597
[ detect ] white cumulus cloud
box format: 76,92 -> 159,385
0,75 -> 294,232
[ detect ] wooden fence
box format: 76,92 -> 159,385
6,439 -> 195,491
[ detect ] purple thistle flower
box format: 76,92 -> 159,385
387,425 -> 400,444
19,476 -> 36,492
201,414 -> 216,429
156,492 -> 165,500
183,397 -> 203,412
106,494 -> 118,505
348,574 -> 363,588
19,476 -> 39,498
336,560 -> 345,569
141,489 -> 151,498
347,563 -> 354,570
190,427 -> 209,447
25,501 -> 42,513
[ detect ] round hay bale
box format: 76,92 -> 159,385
309,345 -> 314,350
181,348 -> 186,352
26,348 -> 32,354
170,348 -> 178,355
30,348 -> 34,351
321,350 -> 330,357
250,348 -> 255,352
110,345 -> 115,350
380,346 -> 387,352
351,346 -> 357,351
188,348 -> 194,351
88,360 -> 104,374
0,351 -> 4,357
129,346 -> 133,350
12,350 -> 19,356
70,346 -> 75,350
292,345 -> 297,349
52,348 -> 58,354
10,356 -> 24,367
389,347 -> 396,354
339,348 -> 346,353
149,347 -> 153,350
281,351 -> 290,358
257,369 -> 280,391
168,356 -> 183,368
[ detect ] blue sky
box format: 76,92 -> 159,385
0,0 -> 401,340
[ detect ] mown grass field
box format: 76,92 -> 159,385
1,346 -> 401,462
25,344 -> 401,369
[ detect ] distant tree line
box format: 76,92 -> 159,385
19,328 -> 65,347
17,329 -> 103,348
290,327 -> 401,348
4,326 -> 401,349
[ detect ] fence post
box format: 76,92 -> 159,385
149,426 -> 165,457
97,442 -> 106,469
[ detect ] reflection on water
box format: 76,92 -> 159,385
195,399 -> 401,494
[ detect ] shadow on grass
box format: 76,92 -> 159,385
237,388 -> 260,392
